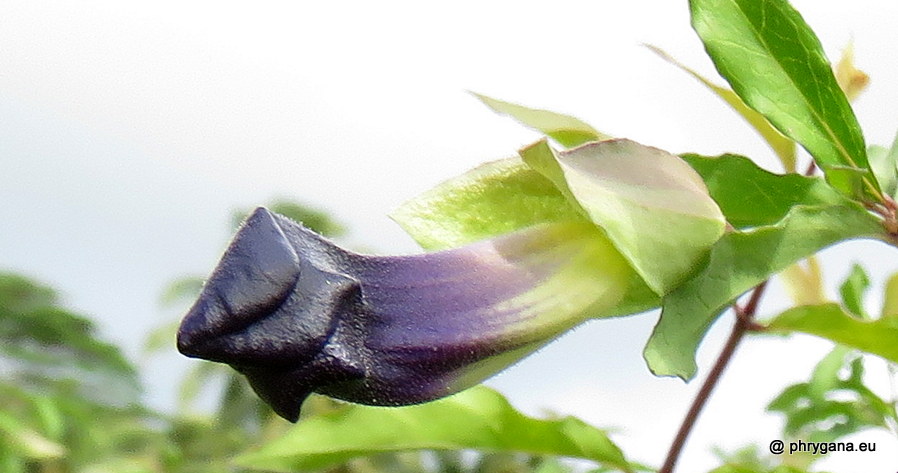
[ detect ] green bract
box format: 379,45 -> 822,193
391,158 -> 587,251
645,204 -> 884,379
474,93 -> 609,148
391,153 -> 661,318
520,139 -> 726,296
642,153 -> 887,379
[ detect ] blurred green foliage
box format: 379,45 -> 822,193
0,200 -> 578,472
3,190 -> 896,473
4,0 -> 898,467
0,272 -> 175,472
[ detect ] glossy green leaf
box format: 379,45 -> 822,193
474,93 -> 608,148
648,46 -> 795,172
822,165 -> 873,200
644,204 -> 884,379
690,0 -> 879,199
391,157 -> 659,317
768,303 -> 898,364
838,263 -> 870,319
682,154 -> 846,228
235,386 -> 634,473
681,154 -> 844,309
521,139 -> 725,295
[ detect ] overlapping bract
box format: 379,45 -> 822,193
178,133 -> 730,421
179,1 -> 898,416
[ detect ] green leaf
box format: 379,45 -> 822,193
644,204 -> 884,379
391,157 -> 659,318
0,273 -> 142,405
520,139 -> 725,295
807,346 -> 852,399
684,153 -> 848,308
0,411 -> 65,459
217,373 -> 272,429
689,0 -> 879,199
709,443 -> 775,472
881,271 -> 898,319
710,465 -> 763,473
30,395 -> 65,441
235,386 -> 634,473
768,303 -> 898,365
867,146 -> 897,198
867,130 -> 898,198
80,457 -> 160,473
766,345 -> 894,443
682,154 -> 846,228
533,459 -> 573,473
474,93 -> 609,148
647,46 -> 796,172
838,263 -> 870,319
0,453 -> 24,473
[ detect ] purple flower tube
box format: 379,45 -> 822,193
178,207 -> 630,421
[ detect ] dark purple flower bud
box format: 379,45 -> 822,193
178,207 -> 630,421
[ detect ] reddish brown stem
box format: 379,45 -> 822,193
804,158 -> 898,235
658,281 -> 768,473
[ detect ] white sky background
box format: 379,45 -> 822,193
2,0 -> 898,470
